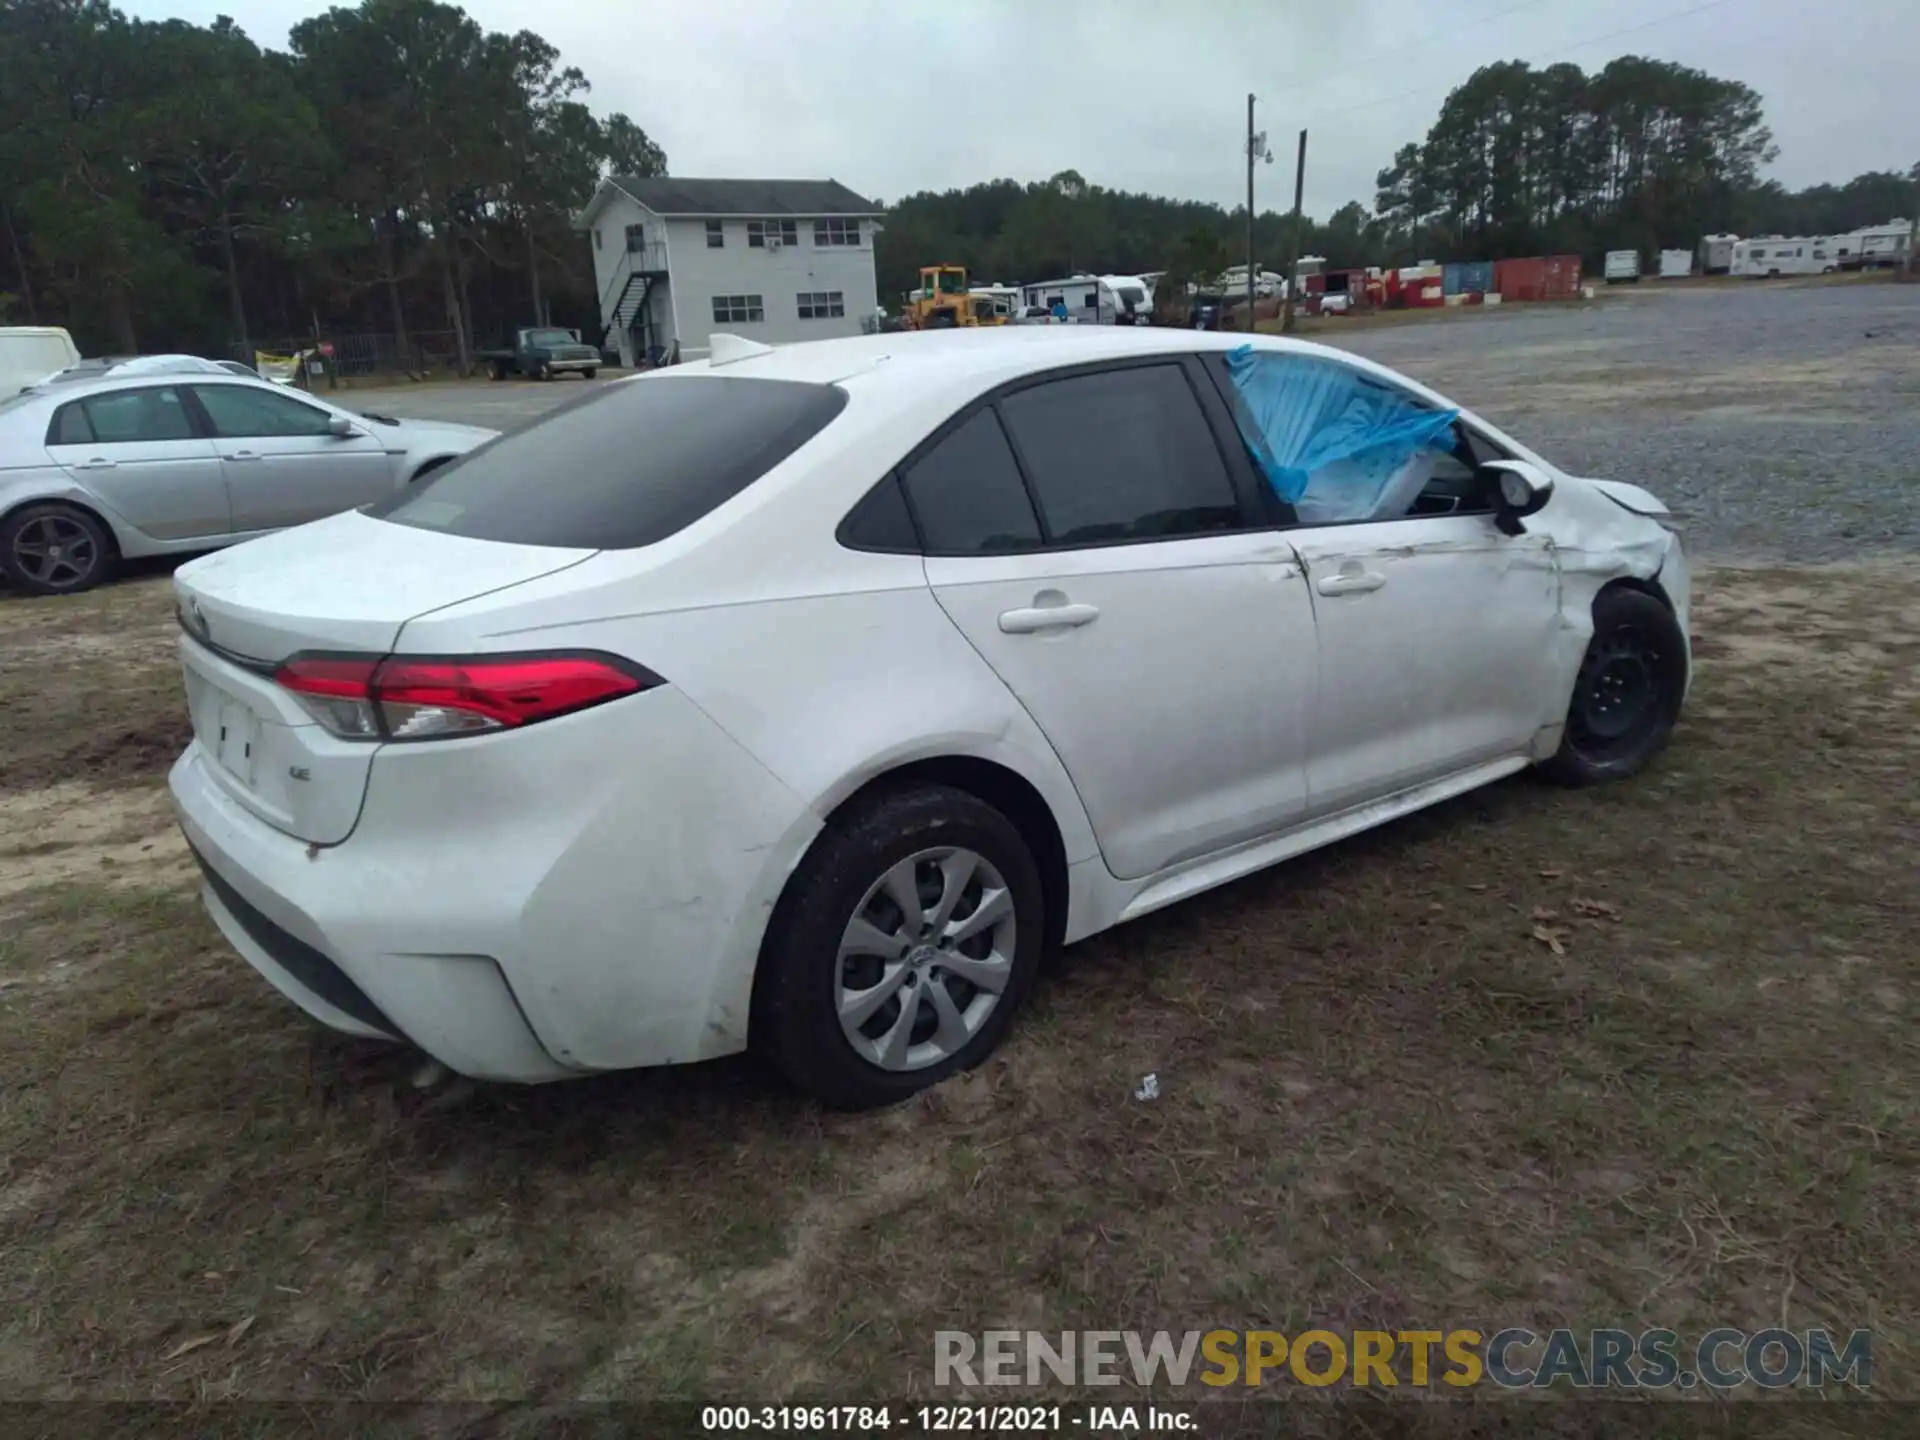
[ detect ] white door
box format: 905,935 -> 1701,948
189,382 -> 394,531
1285,442 -> 1564,817
911,361 -> 1316,880
44,384 -> 230,540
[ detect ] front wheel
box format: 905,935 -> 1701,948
754,785 -> 1045,1109
1537,587 -> 1687,786
536,361 -> 553,381
1,502 -> 117,596
582,367 -> 597,380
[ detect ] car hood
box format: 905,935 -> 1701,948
362,416 -> 498,446
1580,477 -> 1671,518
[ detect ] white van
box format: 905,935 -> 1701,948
0,326 -> 82,399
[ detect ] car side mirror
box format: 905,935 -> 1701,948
327,415 -> 358,438
1481,459 -> 1554,534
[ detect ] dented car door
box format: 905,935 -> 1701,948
1289,510 -> 1563,818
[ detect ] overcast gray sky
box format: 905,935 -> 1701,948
125,0 -> 1918,217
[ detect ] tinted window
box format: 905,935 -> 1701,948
193,384 -> 334,438
996,365 -> 1242,546
369,376 -> 848,550
48,401 -> 95,445
839,474 -> 919,552
900,409 -> 1041,555
66,386 -> 196,444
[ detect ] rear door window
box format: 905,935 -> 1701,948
49,386 -> 197,445
369,375 -> 848,549
995,364 -> 1243,546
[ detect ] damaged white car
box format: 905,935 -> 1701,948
170,328 -> 1688,1109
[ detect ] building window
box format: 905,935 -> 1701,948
747,220 -> 797,249
706,221 -> 725,248
625,223 -> 646,253
712,294 -> 765,324
797,291 -> 845,320
814,217 -> 861,247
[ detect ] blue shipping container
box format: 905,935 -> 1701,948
1443,260 -> 1496,295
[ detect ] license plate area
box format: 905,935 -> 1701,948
185,667 -> 264,789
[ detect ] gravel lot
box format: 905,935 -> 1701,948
350,281 -> 1920,565
1322,280 -> 1920,563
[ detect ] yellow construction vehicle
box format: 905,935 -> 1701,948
901,265 -> 1006,328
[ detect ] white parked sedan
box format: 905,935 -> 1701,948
168,327 -> 1690,1108
0,371 -> 496,594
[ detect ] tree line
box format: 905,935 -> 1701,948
873,57 -> 1914,304
2,11 -> 1913,362
0,0 -> 663,364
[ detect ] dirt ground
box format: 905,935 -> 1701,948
1,305 -> 1916,1415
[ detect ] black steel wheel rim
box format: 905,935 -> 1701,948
12,515 -> 97,588
1572,627 -> 1661,748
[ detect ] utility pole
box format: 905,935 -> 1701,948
1245,96 -> 1272,332
1280,129 -> 1309,333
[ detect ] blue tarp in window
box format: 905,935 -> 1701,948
1222,346 -> 1459,523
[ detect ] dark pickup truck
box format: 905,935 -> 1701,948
478,327 -> 602,381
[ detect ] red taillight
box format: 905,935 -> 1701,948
275,652 -> 656,741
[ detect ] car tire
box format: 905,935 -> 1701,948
754,784 -> 1046,1110
1537,586 -> 1688,786
487,361 -> 505,381
537,362 -> 553,381
583,368 -> 597,380
1,502 -> 118,597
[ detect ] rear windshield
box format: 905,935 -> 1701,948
368,375 -> 848,549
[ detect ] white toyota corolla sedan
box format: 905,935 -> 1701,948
169,327 -> 1690,1108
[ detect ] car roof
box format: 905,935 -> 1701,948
656,325 -> 1451,416
16,368 -> 278,405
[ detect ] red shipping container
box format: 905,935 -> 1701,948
1496,254 -> 1584,302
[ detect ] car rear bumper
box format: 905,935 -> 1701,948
168,684 -> 821,1082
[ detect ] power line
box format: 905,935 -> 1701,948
1294,0 -> 1742,128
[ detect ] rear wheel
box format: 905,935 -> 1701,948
537,361 -> 553,381
1,502 -> 117,596
487,360 -> 505,381
754,785 -> 1045,1109
1537,587 -> 1687,786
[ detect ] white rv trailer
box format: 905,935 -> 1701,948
1841,221 -> 1914,270
1731,237 -> 1839,278
1020,273 -> 1154,325
1698,233 -> 1739,274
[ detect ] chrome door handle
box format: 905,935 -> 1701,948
1315,571 -> 1385,597
224,451 -> 261,462
999,602 -> 1100,634
75,458 -> 117,470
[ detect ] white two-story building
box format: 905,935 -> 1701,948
578,176 -> 882,365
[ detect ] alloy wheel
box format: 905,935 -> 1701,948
836,846 -> 1017,1072
11,514 -> 98,590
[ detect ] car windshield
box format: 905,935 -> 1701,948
368,375 -> 848,550
526,329 -> 579,346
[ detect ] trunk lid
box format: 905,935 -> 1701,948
174,510 -> 595,844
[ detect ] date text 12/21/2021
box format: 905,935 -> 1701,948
701,1405 -> 1197,1432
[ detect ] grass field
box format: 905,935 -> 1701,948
1,557 -> 1914,1409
